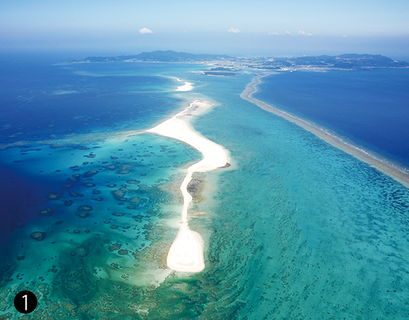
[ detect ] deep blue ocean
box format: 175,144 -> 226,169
255,69 -> 409,168
0,55 -> 199,145
0,54 -> 408,319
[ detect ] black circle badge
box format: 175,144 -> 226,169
14,290 -> 38,314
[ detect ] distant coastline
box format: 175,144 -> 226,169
68,50 -> 409,71
241,74 -> 409,188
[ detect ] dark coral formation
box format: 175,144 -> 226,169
83,152 -> 95,158
79,205 -> 93,211
83,170 -> 98,177
118,164 -> 132,174
70,192 -> 84,197
112,213 -> 124,217
82,183 -> 95,187
70,246 -> 88,257
75,212 -> 90,218
46,192 -> 62,200
39,208 -> 54,216
126,180 -> 139,184
31,231 -> 45,241
64,200 -> 73,206
219,162 -> 231,168
108,242 -> 121,252
112,189 -> 125,200
66,280 -> 82,290
129,196 -> 140,206
187,173 -> 205,202
67,174 -> 81,182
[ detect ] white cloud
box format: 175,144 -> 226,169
268,32 -> 279,35
298,30 -> 312,36
228,28 -> 241,33
139,27 -> 153,34
286,31 -> 291,35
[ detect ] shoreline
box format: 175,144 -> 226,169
242,74 -> 409,188
146,100 -> 229,272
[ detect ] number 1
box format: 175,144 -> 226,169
22,295 -> 27,311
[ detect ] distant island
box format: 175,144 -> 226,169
69,50 -> 409,71
203,67 -> 240,76
70,50 -> 231,63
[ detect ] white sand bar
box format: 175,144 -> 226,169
147,100 -> 229,272
166,223 -> 205,272
175,81 -> 194,91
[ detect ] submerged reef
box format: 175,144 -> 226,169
30,231 -> 45,241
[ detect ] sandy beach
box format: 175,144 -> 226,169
242,74 -> 409,188
175,81 -> 194,91
147,100 -> 229,272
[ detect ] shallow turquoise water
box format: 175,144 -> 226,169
0,132 -> 203,318
189,72 -> 409,318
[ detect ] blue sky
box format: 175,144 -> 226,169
1,0 -> 409,58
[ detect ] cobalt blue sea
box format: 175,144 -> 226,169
0,55 -> 199,146
0,54 -> 409,319
254,69 -> 409,168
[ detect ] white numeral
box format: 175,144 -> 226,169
22,294 -> 27,311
